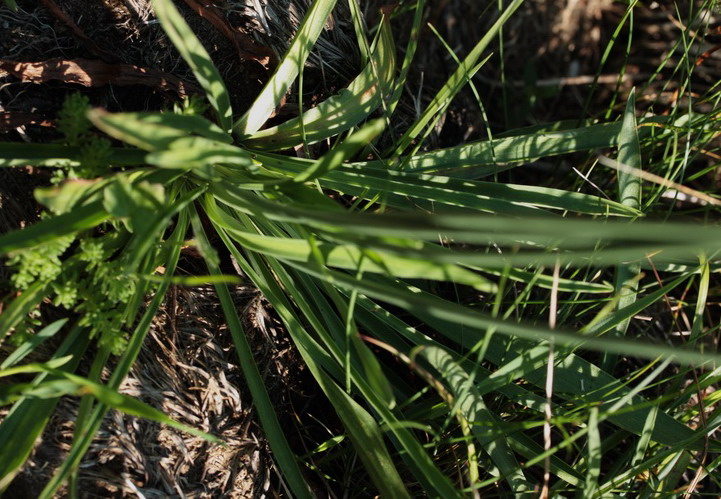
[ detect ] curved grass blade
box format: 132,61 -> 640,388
88,109 -> 198,152
283,261 -> 721,367
242,15 -> 394,149
214,224 -> 462,497
389,118 -> 667,174
113,112 -> 233,143
152,0 -> 232,131
374,279 -> 714,452
210,182 -> 721,260
288,118 -> 386,183
146,136 -> 256,170
234,0 -> 339,136
311,368 -> 411,498
258,154 -> 639,216
479,266 -> 613,294
0,281 -> 48,346
89,111 -> 256,170
0,364 -> 220,442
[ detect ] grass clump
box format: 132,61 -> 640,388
1,0 -> 721,496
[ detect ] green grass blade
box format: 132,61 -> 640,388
1,319 -> 67,369
0,281 -> 48,346
194,216 -> 312,499
617,89 -> 643,208
602,89 -> 643,372
146,136 -> 256,170
152,0 -> 232,131
313,369 -> 411,498
2,0 -> 18,12
584,407 -> 602,495
88,109 -> 199,151
0,326 -> 90,492
391,0 -> 524,157
423,345 -> 531,493
283,261 -> 721,367
0,365 -> 220,442
582,273 -> 688,337
205,196 -> 495,291
112,112 -> 233,143
213,221 -> 462,497
258,154 -> 639,216
0,201 -> 109,254
234,0 -> 339,136
242,15 -> 394,149
288,118 -> 386,183
253,153 -> 641,216
393,118 -> 666,173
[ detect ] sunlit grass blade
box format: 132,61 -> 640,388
272,161 -> 640,216
146,136 -> 256,170
213,223 -> 463,497
283,260 -> 721,367
209,182 -> 721,266
288,118 -> 386,183
242,15 -> 394,149
395,117 -> 667,173
603,89 -> 643,372
206,197 -> 494,291
479,266 -> 613,294
88,109 -> 201,152
257,155 -> 640,216
234,0 -> 339,136
0,364 -> 220,442
152,0 -> 232,131
582,273 -> 689,336
111,112 -> 233,143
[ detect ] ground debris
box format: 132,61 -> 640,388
182,0 -> 276,67
0,58 -> 199,97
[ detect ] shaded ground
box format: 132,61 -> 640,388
6,284 -> 323,498
1,0 -> 720,497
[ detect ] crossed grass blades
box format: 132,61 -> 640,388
1,0 -> 721,496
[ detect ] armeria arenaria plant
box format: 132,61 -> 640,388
1,0 -> 721,496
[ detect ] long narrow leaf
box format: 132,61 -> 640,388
234,0 -> 339,135
152,0 -> 233,130
242,16 -> 394,149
